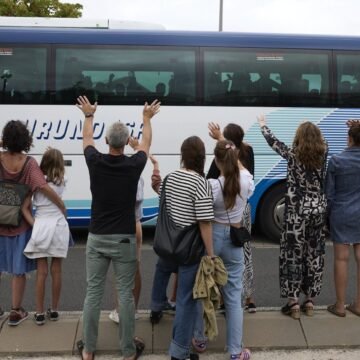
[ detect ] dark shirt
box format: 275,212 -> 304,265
206,145 -> 254,179
84,146 -> 147,235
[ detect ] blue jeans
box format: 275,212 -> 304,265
169,262 -> 202,359
150,257 -> 178,311
213,223 -> 245,355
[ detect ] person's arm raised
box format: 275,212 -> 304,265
76,95 -> 98,151
136,100 -> 161,156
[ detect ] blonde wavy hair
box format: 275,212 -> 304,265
40,148 -> 65,186
293,121 -> 326,170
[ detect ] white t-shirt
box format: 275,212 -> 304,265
208,169 -> 254,224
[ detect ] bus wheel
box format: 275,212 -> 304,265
258,182 -> 286,243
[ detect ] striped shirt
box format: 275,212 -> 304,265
154,169 -> 214,227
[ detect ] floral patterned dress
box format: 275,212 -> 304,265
261,125 -> 327,299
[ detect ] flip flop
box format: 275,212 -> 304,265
346,303 -> 360,317
327,304 -> 346,317
134,336 -> 145,359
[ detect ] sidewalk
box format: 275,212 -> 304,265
0,309 -> 359,356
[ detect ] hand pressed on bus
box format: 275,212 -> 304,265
129,137 -> 140,151
347,119 -> 360,127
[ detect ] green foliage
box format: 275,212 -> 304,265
0,0 -> 83,18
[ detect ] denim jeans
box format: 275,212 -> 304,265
82,233 -> 137,357
212,223 -> 245,355
150,257 -> 178,311
169,262 -> 202,359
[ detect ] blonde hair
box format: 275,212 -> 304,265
40,148 -> 65,186
293,122 -> 327,170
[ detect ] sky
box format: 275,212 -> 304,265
66,0 -> 360,35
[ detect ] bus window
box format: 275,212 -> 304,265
203,48 -> 330,107
55,46 -> 196,105
0,47 -> 47,104
335,52 -> 360,107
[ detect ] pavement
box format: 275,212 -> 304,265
0,308 -> 359,357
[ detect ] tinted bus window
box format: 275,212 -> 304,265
336,52 -> 360,107
203,48 -> 330,107
55,46 -> 196,105
0,47 -> 47,104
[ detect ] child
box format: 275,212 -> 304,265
109,137 -> 144,323
23,148 -> 70,325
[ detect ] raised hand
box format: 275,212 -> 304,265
208,122 -> 223,140
346,119 -> 360,127
129,137 -> 140,151
76,95 -> 97,116
257,114 -> 266,127
149,154 -> 159,171
143,99 -> 161,121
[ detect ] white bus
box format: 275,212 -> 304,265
1,26 -> 358,241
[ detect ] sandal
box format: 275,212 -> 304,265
346,303 -> 360,317
327,304 -> 346,318
281,302 -> 300,320
133,336 -> 145,359
76,339 -> 95,360
301,299 -> 314,317
230,348 -> 251,360
192,338 -> 207,353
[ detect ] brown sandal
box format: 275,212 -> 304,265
327,304 -> 346,317
346,303 -> 360,317
301,299 -> 314,317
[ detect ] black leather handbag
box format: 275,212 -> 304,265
218,180 -> 251,248
153,176 -> 204,265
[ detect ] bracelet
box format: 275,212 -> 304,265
85,113 -> 94,118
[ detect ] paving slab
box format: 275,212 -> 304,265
0,313 -> 79,355
300,310 -> 360,348
74,313 -> 153,355
242,311 -> 307,349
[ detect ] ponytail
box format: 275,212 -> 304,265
214,140 -> 240,210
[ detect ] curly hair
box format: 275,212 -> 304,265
2,120 -> 33,153
214,140 -> 240,210
40,148 -> 65,186
181,136 -> 205,176
293,121 -> 327,170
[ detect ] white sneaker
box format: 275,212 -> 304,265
109,309 -> 119,324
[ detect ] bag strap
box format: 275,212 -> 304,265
0,156 -> 30,182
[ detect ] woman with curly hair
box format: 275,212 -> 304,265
0,120 -> 65,326
257,115 -> 328,319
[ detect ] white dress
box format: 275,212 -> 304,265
24,181 -> 70,259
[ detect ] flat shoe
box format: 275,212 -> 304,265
76,340 -> 95,360
327,304 -> 346,317
346,303 -> 360,317
134,336 -> 145,359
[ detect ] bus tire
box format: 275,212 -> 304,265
258,182 -> 286,243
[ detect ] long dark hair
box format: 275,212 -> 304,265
223,123 -> 252,171
181,136 -> 206,176
214,140 -> 240,210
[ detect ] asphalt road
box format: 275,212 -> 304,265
0,228 -> 357,312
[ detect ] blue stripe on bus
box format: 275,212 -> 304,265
2,28 -> 360,50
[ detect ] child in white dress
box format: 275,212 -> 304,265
23,148 -> 70,325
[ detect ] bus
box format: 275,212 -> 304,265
1,25 -> 359,241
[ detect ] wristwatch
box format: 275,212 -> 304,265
85,113 -> 94,118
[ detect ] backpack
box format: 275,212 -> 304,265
0,157 -> 30,227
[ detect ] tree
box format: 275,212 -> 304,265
0,0 -> 83,18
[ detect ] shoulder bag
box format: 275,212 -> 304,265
218,179 -> 251,247
0,157 -> 31,227
153,175 -> 204,265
